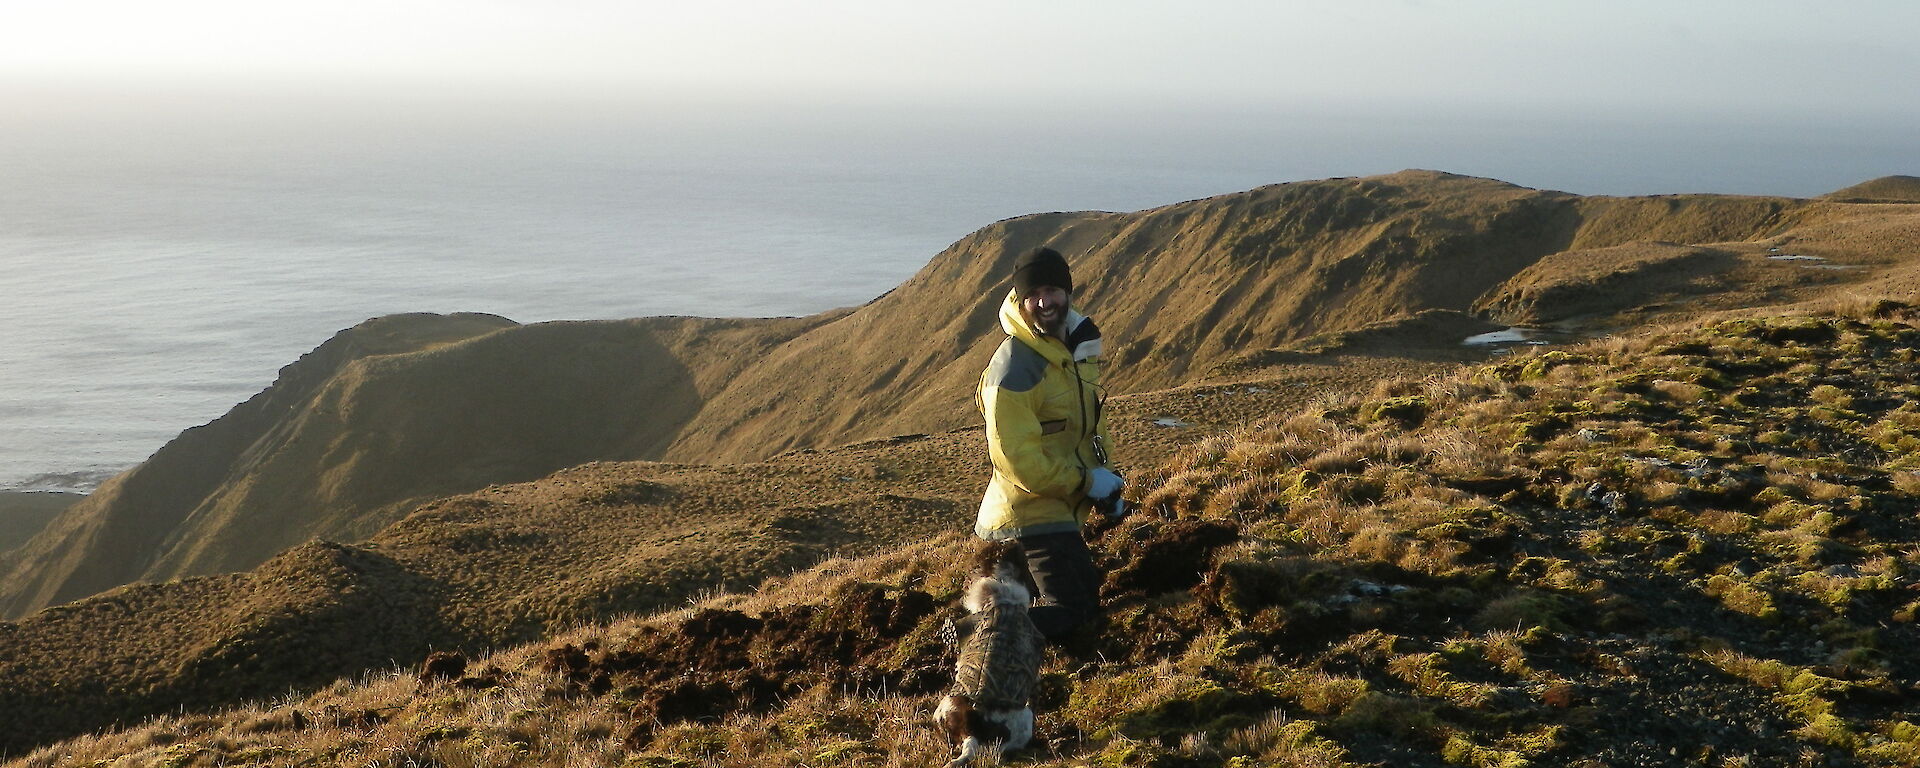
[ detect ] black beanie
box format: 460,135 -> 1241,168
1011,247 -> 1073,295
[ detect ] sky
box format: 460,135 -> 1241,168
4,1 -> 1917,118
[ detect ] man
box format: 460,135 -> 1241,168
973,246 -> 1124,641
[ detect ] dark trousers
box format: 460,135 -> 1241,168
1015,531 -> 1103,640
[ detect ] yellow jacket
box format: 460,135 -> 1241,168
976,289 -> 1111,540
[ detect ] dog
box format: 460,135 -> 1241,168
933,547 -> 1045,768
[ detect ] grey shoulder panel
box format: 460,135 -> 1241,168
985,338 -> 1050,393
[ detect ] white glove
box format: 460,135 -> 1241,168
1087,467 -> 1125,500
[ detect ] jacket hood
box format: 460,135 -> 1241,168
997,289 -> 1099,364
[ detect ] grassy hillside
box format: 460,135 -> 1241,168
17,304 -> 1920,767
10,172 -> 1915,622
0,345 -> 1455,756
0,430 -> 977,757
0,313 -> 831,617
3,172 -> 1917,762
665,173 -> 1808,463
0,312 -> 520,617
1825,176 -> 1920,204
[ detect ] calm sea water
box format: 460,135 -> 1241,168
3,89 -> 1913,491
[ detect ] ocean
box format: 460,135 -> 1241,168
3,88 -> 1914,492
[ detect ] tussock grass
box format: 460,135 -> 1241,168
19,304 -> 1920,767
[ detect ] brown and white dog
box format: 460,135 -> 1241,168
934,554 -> 1046,768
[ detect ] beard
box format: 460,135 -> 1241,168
1026,306 -> 1064,338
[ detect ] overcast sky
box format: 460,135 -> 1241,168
5,1 -> 1916,117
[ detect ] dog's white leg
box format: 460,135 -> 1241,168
1002,707 -> 1034,753
945,735 -> 982,768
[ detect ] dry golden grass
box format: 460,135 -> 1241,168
20,168 -> 1914,633
1,352 -> 1440,758
10,532 -> 1000,768
14,175 -> 1920,766
1822,175 -> 1920,203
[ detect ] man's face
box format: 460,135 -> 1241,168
1020,285 -> 1069,338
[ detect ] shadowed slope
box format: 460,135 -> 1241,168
0,492 -> 75,554
1475,242 -> 1736,324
